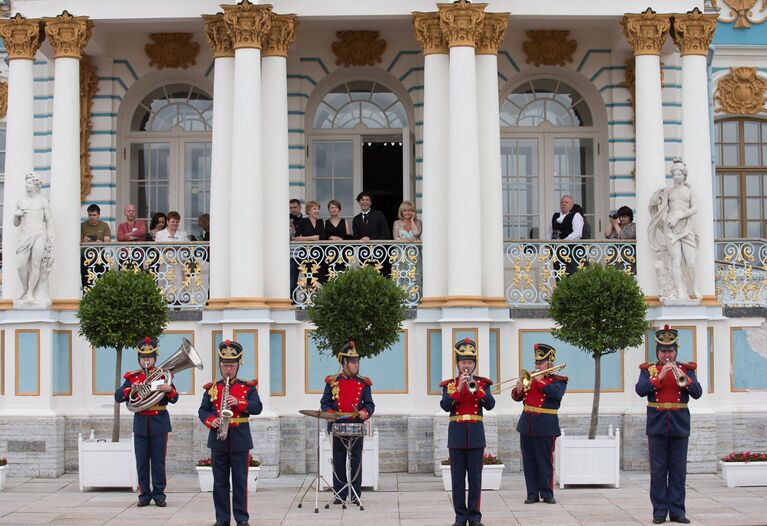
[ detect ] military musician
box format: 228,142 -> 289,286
636,325 -> 702,525
320,341 -> 375,505
199,340 -> 262,526
511,343 -> 568,505
115,337 -> 178,508
440,338 -> 495,526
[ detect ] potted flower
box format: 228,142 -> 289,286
196,457 -> 261,493
440,454 -> 505,491
720,452 -> 767,487
0,458 -> 7,491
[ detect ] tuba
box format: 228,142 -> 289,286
127,338 -> 204,413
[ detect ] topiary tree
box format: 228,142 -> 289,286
77,270 -> 168,442
549,264 -> 651,439
308,265 -> 406,359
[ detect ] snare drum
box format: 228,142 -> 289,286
332,422 -> 365,437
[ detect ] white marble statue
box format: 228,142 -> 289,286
648,159 -> 701,303
14,172 -> 54,306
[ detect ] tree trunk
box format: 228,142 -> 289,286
112,345 -> 123,443
589,352 -> 602,440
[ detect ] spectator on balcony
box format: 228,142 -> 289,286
289,198 -> 303,239
117,204 -> 148,242
155,211 -> 188,242
325,200 -> 352,241
605,206 -> 636,240
352,192 -> 390,241
295,201 -> 326,241
147,212 -> 167,241
548,195 -> 583,241
81,204 -> 111,242
393,201 -> 421,242
572,204 -> 592,240
198,213 -> 210,242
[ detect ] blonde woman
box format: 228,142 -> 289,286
392,201 -> 421,242
295,200 -> 326,241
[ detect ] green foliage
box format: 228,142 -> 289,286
549,264 -> 650,358
77,270 -> 168,350
308,266 -> 406,359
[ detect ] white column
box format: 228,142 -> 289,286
208,55 -> 234,305
262,55 -> 290,303
49,56 -> 82,301
421,52 -> 449,301
1,58 -> 35,301
229,48 -> 264,303
634,54 -> 666,299
446,45 -> 482,299
476,53 -> 505,303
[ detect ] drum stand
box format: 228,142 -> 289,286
325,434 -> 364,511
296,413 -> 344,513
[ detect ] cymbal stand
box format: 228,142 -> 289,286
296,414 -> 344,513
326,434 -> 364,511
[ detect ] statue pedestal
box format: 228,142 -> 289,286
660,298 -> 701,307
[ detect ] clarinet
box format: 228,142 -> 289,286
216,375 -> 234,441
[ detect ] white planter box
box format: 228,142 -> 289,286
555,426 -> 620,488
319,429 -> 379,491
78,431 -> 138,492
440,464 -> 505,491
196,466 -> 261,492
720,461 -> 767,487
0,466 -> 6,491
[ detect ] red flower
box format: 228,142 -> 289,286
721,451 -> 767,463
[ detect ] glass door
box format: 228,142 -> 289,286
551,136 -> 596,237
182,140 -> 212,240
310,137 -> 358,220
129,142 -> 172,224
501,137 -> 541,239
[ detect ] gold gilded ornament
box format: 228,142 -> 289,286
146,33 -> 200,70
522,30 -> 577,67
715,67 -> 767,114
331,31 -> 387,67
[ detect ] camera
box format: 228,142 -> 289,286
610,214 -> 618,220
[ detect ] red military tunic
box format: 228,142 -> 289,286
201,378 -> 259,430
115,368 -> 179,435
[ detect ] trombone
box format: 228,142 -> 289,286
495,363 -> 567,394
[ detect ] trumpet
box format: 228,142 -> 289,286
665,358 -> 689,387
462,366 -> 478,394
496,363 -> 567,394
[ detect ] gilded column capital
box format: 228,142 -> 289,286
438,0 -> 487,49
221,0 -> 273,51
412,12 -> 448,55
622,8 -> 671,56
262,13 -> 298,58
202,13 -> 234,58
0,14 -> 45,61
476,12 -> 510,55
671,8 -> 718,56
42,10 -> 93,60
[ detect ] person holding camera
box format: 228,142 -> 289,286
605,205 -> 636,240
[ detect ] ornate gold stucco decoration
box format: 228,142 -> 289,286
221,0 -> 273,50
671,8 -> 718,56
438,0 -> 487,48
476,12 -> 510,55
80,53 -> 99,201
412,12 -> 448,55
331,31 -> 387,67
0,81 -> 7,119
622,8 -> 671,56
522,30 -> 576,66
262,13 -> 299,57
43,11 -> 93,60
718,0 -> 767,28
0,14 -> 45,61
715,67 -> 767,115
145,33 -> 199,70
202,14 -> 234,58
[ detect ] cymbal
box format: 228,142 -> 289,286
299,409 -> 336,421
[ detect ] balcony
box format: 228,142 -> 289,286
715,239 -> 767,308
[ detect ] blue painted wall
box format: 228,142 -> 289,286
270,331 -> 285,395
52,332 -> 71,395
17,331 -> 39,394
713,21 -> 767,46
428,330 -> 442,394
732,328 -> 767,390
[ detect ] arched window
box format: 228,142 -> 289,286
499,78 -> 599,240
714,118 -> 767,238
313,80 -> 408,129
123,83 -> 213,240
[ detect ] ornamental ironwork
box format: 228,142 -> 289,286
715,239 -> 767,306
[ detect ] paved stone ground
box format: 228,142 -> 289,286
0,471 -> 765,526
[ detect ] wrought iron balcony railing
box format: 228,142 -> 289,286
81,242 -> 210,309
503,240 -> 637,308
715,239 -> 767,307
290,241 -> 422,308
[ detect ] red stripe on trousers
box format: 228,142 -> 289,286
549,436 -> 556,491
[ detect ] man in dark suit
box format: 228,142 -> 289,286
352,192 -> 391,240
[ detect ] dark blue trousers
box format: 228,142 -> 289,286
332,436 -> 364,500
520,434 -> 556,501
449,447 -> 483,524
134,433 -> 167,504
648,435 -> 689,520
212,449 -> 249,523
